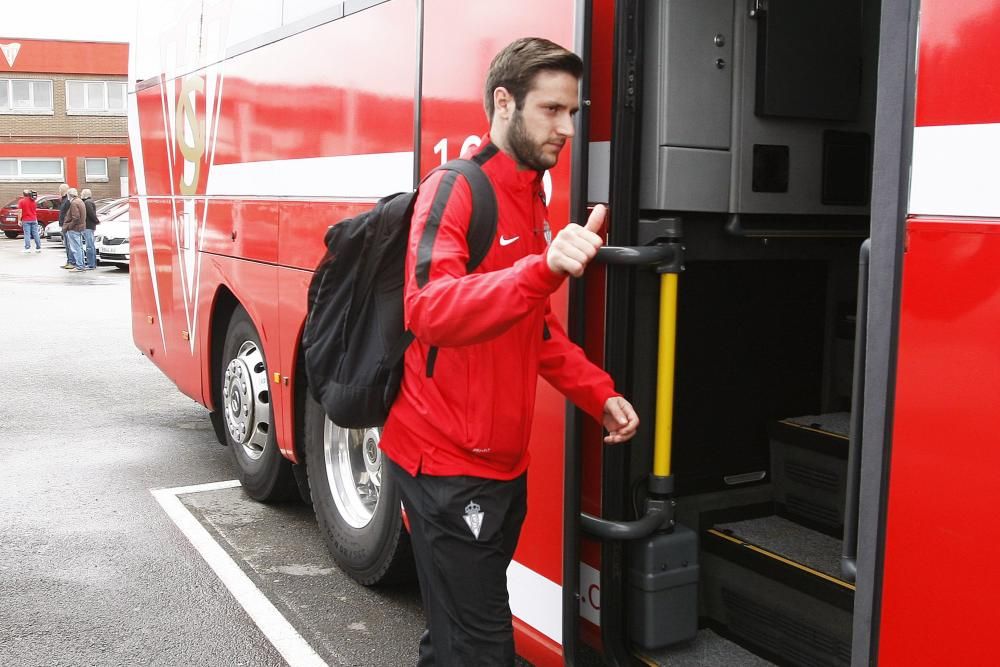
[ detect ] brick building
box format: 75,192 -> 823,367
0,38 -> 129,206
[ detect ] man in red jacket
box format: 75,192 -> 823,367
380,37 -> 639,665
17,189 -> 41,253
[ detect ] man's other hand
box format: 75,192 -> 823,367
602,396 -> 639,444
546,204 -> 606,277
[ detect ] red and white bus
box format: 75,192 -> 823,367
128,0 -> 1000,664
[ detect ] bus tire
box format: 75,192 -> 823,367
303,393 -> 414,585
220,306 -> 296,502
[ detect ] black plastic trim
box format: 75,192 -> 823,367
725,213 -> 870,239
595,244 -> 681,272
855,0 -> 920,662
601,0 -> 644,664
843,240 -> 870,582
580,502 -> 670,540
562,1 -> 593,662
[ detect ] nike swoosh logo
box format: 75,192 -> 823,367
499,235 -> 520,247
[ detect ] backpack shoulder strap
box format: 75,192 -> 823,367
438,157 -> 498,272
403,154 -> 498,379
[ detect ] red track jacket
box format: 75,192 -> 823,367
380,137 -> 619,480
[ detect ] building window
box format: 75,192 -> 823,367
65,80 -> 127,115
0,158 -> 64,181
119,158 -> 130,196
85,158 -> 109,182
0,79 -> 54,114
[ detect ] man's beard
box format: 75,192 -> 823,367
507,109 -> 558,171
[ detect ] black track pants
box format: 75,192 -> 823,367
387,459 -> 528,667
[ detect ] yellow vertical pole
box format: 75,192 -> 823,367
652,272 -> 678,478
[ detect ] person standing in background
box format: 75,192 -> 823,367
81,189 -> 99,270
63,188 -> 87,272
17,189 -> 42,253
57,183 -> 73,269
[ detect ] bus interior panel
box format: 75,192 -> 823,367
628,0 -> 880,664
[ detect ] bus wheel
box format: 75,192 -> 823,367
303,394 -> 413,585
220,306 -> 296,502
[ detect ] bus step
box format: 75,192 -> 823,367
635,627 -> 776,666
768,413 -> 851,537
700,524 -> 854,667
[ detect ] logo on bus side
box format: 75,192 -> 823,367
155,0 -> 231,354
176,74 -> 206,197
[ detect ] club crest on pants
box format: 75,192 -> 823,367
463,500 -> 484,539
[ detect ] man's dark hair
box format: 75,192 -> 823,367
484,37 -> 583,121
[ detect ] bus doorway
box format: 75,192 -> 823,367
591,0 -> 894,663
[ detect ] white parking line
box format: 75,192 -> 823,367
151,480 -> 328,667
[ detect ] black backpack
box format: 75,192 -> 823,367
303,158 -> 497,428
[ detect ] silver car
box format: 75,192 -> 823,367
94,207 -> 130,268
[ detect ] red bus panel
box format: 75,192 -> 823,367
880,218 -> 1000,665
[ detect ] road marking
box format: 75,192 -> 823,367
151,480 -> 328,667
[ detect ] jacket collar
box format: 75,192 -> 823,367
472,134 -> 543,192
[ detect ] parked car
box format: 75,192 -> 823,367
91,197 -> 118,210
1,194 -> 62,238
44,219 -> 61,241
95,208 -> 130,268
44,197 -> 129,242
96,199 -> 129,221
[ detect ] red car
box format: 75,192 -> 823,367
1,194 -> 62,238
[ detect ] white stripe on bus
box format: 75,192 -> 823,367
204,151 -> 414,199
910,122 -> 1000,219
593,125 -> 1000,220
507,559 -> 563,644
126,84 -> 167,356
507,560 -> 603,644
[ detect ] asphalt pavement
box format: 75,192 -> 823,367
0,237 -> 425,666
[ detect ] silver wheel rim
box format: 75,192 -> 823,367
222,340 -> 271,461
324,419 -> 382,529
